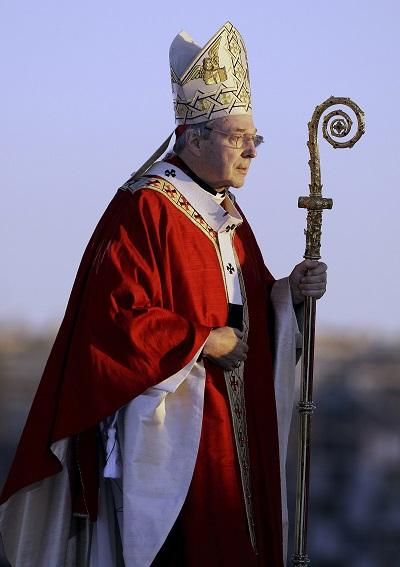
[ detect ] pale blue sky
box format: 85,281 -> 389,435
1,0 -> 399,334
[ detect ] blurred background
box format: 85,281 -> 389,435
1,1 -> 399,565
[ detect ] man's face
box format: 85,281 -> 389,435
197,114 -> 258,190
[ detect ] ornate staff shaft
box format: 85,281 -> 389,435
292,96 -> 365,566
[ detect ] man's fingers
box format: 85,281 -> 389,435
233,328 -> 244,339
212,346 -> 248,370
215,357 -> 242,371
302,292 -> 325,299
305,261 -> 327,275
299,286 -> 326,299
301,274 -> 327,284
299,260 -> 327,274
289,260 -> 328,305
225,353 -> 248,370
203,326 -> 249,369
227,342 -> 248,360
303,259 -> 326,268
233,349 -> 248,361
298,259 -> 319,274
300,282 -> 326,289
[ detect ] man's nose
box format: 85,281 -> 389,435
242,140 -> 257,158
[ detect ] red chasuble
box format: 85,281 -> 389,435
0,159 -> 284,566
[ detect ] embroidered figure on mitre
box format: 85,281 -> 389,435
182,37 -> 228,86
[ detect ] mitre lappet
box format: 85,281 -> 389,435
126,21 -> 253,183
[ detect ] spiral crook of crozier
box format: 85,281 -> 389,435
300,95 -> 365,260
323,109 -> 352,145
307,96 -> 365,191
322,104 -> 364,149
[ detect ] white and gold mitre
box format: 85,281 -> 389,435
170,21 -> 252,125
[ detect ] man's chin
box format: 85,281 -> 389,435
231,177 -> 246,189
214,175 -> 246,190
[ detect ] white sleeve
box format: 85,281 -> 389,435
271,277 -> 302,564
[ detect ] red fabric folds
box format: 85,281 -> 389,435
0,188 -> 212,513
1,170 -> 284,565
156,214 -> 284,566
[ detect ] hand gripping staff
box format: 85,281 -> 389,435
292,96 -> 365,566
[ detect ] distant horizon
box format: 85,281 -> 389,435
0,317 -> 399,343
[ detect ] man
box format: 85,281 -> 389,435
0,21 -> 327,566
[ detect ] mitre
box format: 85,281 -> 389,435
170,21 -> 252,125
124,22 -> 252,183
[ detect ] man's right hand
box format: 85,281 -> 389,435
202,326 -> 249,371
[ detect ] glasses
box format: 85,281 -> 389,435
204,127 -> 264,149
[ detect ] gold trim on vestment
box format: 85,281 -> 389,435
123,175 -> 256,549
223,249 -> 257,553
122,176 -> 219,243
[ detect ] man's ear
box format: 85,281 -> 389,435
185,130 -> 202,157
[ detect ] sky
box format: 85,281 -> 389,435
1,0 -> 399,335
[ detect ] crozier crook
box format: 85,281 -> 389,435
292,96 -> 365,566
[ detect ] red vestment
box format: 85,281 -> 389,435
1,159 -> 284,566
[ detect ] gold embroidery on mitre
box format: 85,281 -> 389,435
181,36 -> 228,87
170,22 -> 252,125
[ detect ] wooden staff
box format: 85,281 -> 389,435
292,96 -> 365,566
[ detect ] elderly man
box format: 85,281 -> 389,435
0,22 -> 326,567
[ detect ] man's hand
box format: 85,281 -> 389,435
203,326 -> 249,371
289,259 -> 327,305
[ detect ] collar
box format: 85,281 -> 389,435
166,155 -> 227,198
127,160 -> 244,306
137,160 -> 242,234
